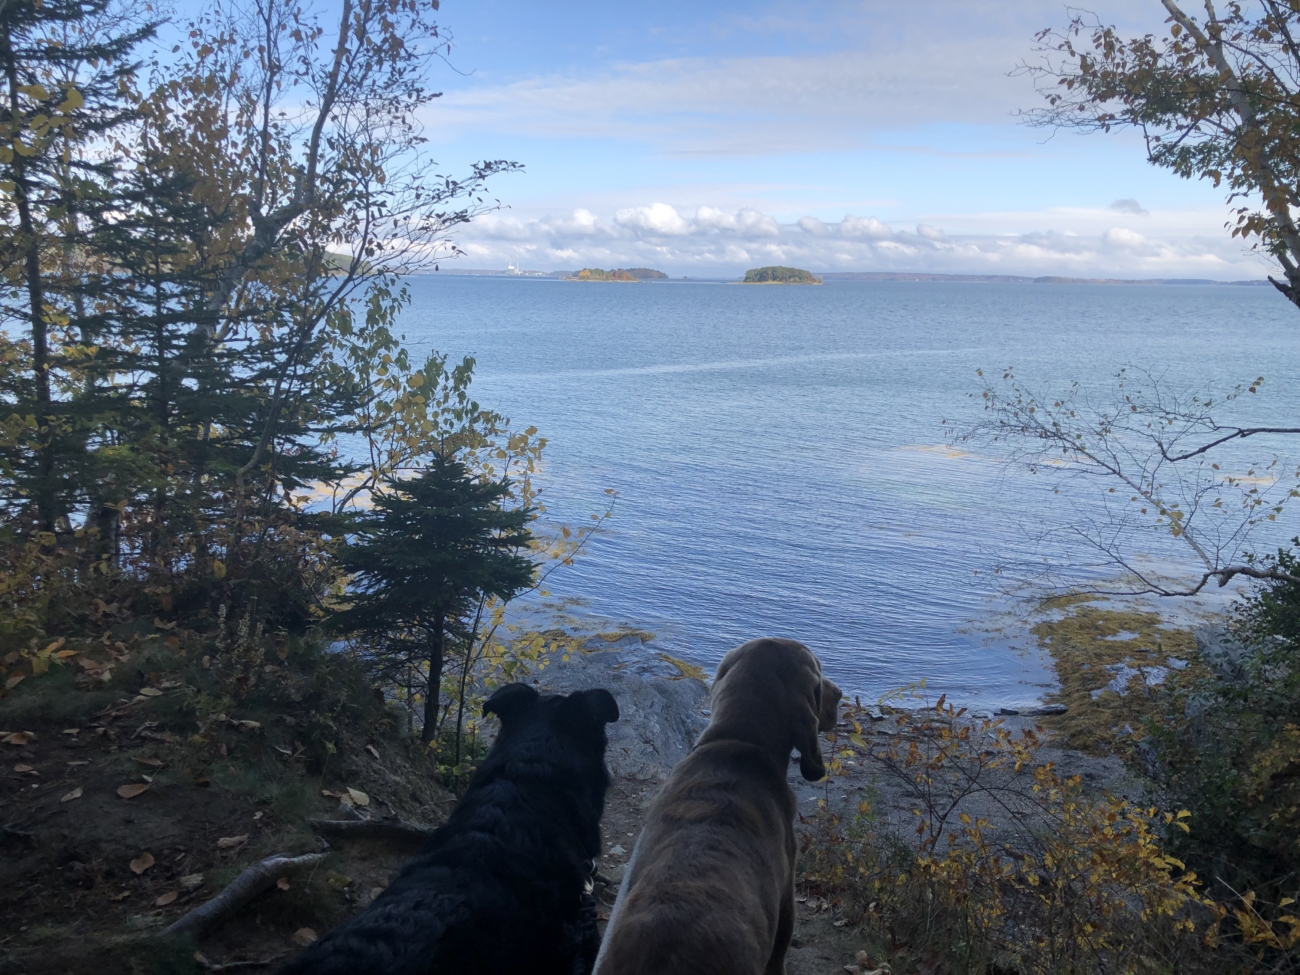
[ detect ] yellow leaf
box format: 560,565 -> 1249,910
30,655 -> 48,675
346,787 -> 370,806
212,559 -> 226,580
57,87 -> 83,112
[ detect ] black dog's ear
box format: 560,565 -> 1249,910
563,688 -> 620,726
482,684 -> 539,724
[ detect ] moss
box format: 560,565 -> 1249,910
657,653 -> 709,682
1032,604 -> 1199,752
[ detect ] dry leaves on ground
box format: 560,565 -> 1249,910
216,834 -> 248,850
292,928 -> 317,946
154,891 -> 177,907
130,852 -> 155,874
117,783 -> 150,799
60,787 -> 82,802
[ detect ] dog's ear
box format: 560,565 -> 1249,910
561,687 -> 620,727
482,683 -> 539,724
795,674 -> 827,782
817,677 -> 843,733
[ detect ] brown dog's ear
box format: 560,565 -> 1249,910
482,683 -> 539,724
796,677 -> 827,782
817,678 -> 843,733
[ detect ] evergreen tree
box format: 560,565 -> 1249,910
0,0 -> 154,529
330,454 -> 535,745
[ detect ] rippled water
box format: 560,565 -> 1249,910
393,275 -> 1300,707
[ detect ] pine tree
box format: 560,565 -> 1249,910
0,0 -> 154,529
330,454 -> 535,745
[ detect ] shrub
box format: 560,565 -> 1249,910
802,698 -> 1204,975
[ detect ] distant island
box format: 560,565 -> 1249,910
567,267 -> 668,282
742,266 -> 822,284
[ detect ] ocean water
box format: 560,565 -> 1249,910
392,275 -> 1300,707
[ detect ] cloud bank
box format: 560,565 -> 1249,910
456,203 -> 1269,280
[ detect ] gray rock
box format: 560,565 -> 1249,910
532,645 -> 709,780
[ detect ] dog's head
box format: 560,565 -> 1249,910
712,638 -> 842,782
479,683 -> 620,784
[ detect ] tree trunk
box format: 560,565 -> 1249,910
421,616 -> 444,746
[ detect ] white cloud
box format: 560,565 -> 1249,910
840,215 -> 893,239
614,202 -> 691,236
454,202 -> 1270,280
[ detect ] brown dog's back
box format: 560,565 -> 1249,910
595,638 -> 841,975
598,741 -> 794,973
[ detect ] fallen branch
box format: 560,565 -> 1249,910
309,818 -> 433,844
164,852 -> 327,940
195,954 -> 287,973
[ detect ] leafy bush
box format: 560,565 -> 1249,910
1138,545 -> 1300,960
802,698 -> 1204,975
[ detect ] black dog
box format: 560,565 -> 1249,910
280,684 -> 619,975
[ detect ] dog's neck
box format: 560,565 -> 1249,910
694,699 -> 792,765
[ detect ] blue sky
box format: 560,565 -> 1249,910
411,2 -> 1270,277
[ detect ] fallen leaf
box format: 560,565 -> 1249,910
130,852 -> 155,874
153,618 -> 176,631
140,774 -> 153,783
60,787 -> 82,802
66,760 -> 88,766
321,789 -> 343,799
62,728 -> 80,736
109,890 -> 131,902
78,658 -> 102,672
54,649 -> 77,659
2,731 -> 32,745
216,834 -> 248,850
369,886 -> 385,900
117,783 -> 150,799
138,687 -> 163,698
43,637 -> 65,653
346,787 -> 369,807
365,745 -> 380,760
154,890 -> 178,907
13,763 -> 36,774
5,674 -> 24,690
326,870 -> 351,891
236,720 -> 261,731
292,928 -> 317,946
134,756 -> 164,767
179,873 -> 204,889
276,877 -> 291,891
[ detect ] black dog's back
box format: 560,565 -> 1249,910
280,684 -> 618,975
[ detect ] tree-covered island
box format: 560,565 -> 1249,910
742,265 -> 822,284
567,267 -> 668,281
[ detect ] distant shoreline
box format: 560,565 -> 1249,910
414,268 -> 1273,286
817,272 -> 1271,286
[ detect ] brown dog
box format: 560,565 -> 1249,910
594,638 -> 842,975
